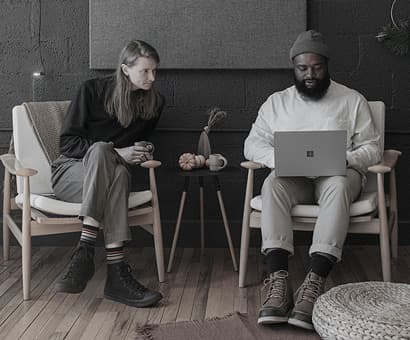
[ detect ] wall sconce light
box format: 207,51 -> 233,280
32,67 -> 45,101
32,0 -> 46,78
32,0 -> 46,100
33,71 -> 45,77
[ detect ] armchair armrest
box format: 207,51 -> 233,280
368,149 -> 401,174
0,154 -> 38,177
240,160 -> 266,170
140,160 -> 162,169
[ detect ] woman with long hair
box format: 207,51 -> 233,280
51,40 -> 164,307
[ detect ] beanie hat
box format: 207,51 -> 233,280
289,30 -> 329,60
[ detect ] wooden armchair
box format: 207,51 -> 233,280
238,101 -> 401,287
1,102 -> 165,300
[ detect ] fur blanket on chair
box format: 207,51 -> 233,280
22,101 -> 71,164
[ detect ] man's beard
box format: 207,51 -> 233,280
294,72 -> 331,100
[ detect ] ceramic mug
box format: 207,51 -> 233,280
134,141 -> 154,162
207,153 -> 228,171
134,141 -> 155,153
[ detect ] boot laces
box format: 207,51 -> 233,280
63,245 -> 92,279
299,275 -> 324,303
119,263 -> 147,293
263,270 -> 288,302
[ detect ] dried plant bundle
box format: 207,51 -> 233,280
376,20 -> 410,56
197,107 -> 228,158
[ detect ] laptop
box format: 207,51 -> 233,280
274,130 -> 347,177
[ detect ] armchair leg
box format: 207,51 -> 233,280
22,177 -> 32,300
390,169 -> 399,259
153,217 -> 165,283
239,169 -> 254,288
3,170 -> 10,261
377,174 -> 391,282
379,230 -> 391,282
149,168 -> 165,283
391,217 -> 398,259
22,236 -> 32,300
239,221 -> 250,288
3,218 -> 9,261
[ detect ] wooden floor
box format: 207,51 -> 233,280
0,245 -> 409,339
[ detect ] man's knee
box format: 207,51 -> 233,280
326,176 -> 350,194
319,176 -> 353,204
262,172 -> 285,195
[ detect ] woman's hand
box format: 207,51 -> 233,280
115,144 -> 153,165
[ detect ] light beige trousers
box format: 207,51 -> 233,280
260,169 -> 362,261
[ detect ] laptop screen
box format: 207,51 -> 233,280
274,130 -> 347,177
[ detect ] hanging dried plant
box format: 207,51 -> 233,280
197,107 -> 228,158
376,0 -> 410,56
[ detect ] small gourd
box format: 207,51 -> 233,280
178,153 -> 206,171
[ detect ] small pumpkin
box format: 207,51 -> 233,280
178,153 -> 206,171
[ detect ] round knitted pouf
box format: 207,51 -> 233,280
312,282 -> 410,340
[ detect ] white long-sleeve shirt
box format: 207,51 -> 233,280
244,80 -> 381,174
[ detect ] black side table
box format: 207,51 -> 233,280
167,166 -> 238,272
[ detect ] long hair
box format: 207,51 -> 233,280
105,40 -> 161,127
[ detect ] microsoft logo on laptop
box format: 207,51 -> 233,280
306,150 -> 314,157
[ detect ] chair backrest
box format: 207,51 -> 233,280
364,101 -> 385,193
13,102 -> 70,194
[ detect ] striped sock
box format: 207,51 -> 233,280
79,224 -> 99,246
106,246 -> 125,265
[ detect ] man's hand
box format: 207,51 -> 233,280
115,143 -> 154,165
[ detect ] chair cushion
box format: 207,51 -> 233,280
15,190 -> 152,216
250,192 -> 378,217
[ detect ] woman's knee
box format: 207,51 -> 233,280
83,142 -> 115,166
114,165 -> 131,188
88,141 -> 113,156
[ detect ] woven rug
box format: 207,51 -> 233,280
135,312 -> 320,340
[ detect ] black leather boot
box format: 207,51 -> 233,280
104,261 -> 162,307
55,243 -> 95,293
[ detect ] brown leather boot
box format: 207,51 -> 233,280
258,270 -> 294,325
288,271 -> 326,330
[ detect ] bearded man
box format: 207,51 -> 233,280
244,30 -> 381,330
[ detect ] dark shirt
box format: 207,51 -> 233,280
59,76 -> 165,158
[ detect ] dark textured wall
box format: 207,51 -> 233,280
90,0 -> 306,69
1,0 -> 410,247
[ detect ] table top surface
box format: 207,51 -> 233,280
176,165 -> 240,177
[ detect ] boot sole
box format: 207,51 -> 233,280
104,291 -> 162,308
288,317 -> 314,330
258,315 -> 288,325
